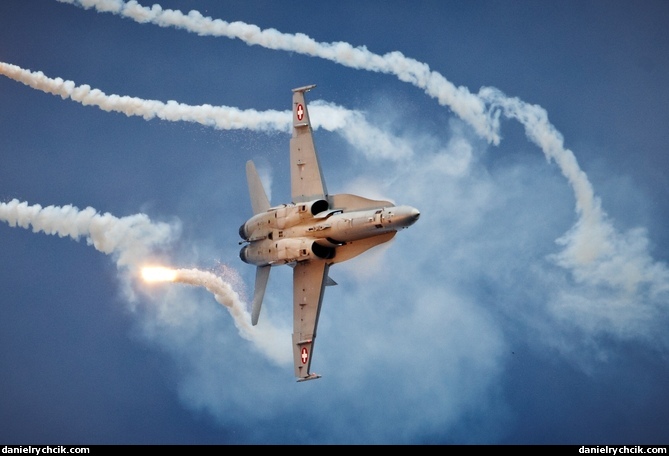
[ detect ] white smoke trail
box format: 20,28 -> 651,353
157,268 -> 291,364
310,100 -> 413,160
0,198 -> 290,364
0,198 -> 176,268
479,89 -> 669,299
0,61 -> 413,161
0,61 -> 286,131
478,89 -> 608,261
55,0 -> 669,296
56,0 -> 500,145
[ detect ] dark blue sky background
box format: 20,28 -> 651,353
1,0 -> 668,444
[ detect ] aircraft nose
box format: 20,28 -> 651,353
407,207 -> 420,225
395,206 -> 420,228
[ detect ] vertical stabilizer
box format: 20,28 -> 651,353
252,265 -> 271,325
246,160 -> 271,215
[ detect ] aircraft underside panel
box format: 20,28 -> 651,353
292,260 -> 329,379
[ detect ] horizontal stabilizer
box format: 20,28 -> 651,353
252,265 -> 271,325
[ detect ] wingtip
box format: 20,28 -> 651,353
292,84 -> 316,93
296,373 -> 322,382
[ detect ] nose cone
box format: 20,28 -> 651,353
393,205 -> 420,228
409,207 -> 420,223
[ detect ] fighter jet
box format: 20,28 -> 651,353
238,85 -> 420,381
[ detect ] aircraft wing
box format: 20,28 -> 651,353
292,259 -> 329,381
290,85 -> 327,203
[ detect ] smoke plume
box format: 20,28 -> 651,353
0,199 -> 289,364
56,0 -> 500,145
0,61 -> 413,161
54,0 -> 669,299
0,198 -> 176,268
163,268 -> 291,364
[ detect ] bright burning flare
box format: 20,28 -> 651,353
142,266 -> 177,283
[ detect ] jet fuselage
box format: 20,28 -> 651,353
239,199 -> 419,266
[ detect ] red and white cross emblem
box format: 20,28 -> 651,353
301,347 -> 309,364
296,103 -> 304,121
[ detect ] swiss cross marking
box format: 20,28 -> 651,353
301,347 -> 309,364
296,103 -> 304,121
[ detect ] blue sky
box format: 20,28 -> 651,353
1,0 -> 668,445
